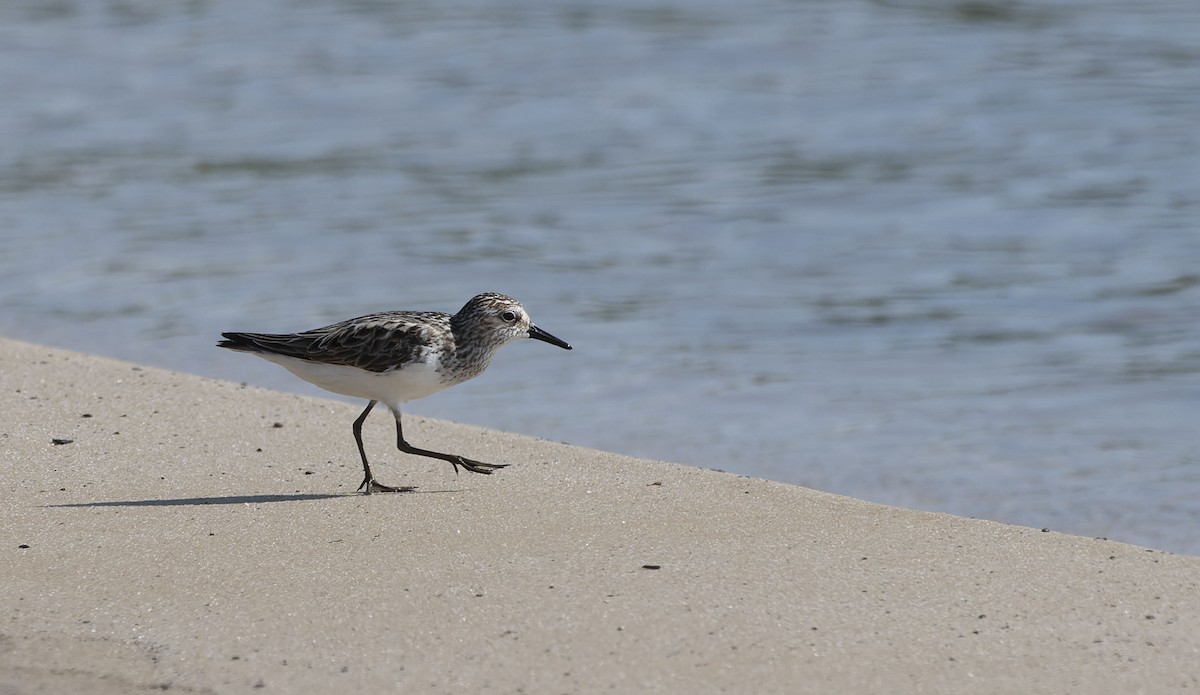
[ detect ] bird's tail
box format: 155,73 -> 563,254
217,332 -> 263,352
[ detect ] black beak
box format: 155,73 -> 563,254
528,325 -> 572,350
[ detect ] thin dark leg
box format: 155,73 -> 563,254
353,400 -> 414,494
391,407 -> 508,476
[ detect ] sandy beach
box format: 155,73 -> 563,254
3,336 -> 1198,693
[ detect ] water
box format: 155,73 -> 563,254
2,0 -> 1198,553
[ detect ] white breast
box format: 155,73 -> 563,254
255,352 -> 450,407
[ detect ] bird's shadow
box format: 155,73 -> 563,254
46,489 -> 455,508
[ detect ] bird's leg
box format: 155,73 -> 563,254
353,400 -> 414,494
391,407 -> 508,475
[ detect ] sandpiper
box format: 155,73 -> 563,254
217,292 -> 572,493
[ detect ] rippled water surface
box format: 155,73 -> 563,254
2,0 -> 1198,553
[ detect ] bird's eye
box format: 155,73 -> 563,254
500,311 -> 517,322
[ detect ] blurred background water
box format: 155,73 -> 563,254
2,0 -> 1198,553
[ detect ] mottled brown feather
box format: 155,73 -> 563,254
219,311 -> 454,373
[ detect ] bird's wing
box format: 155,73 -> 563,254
220,313 -> 449,373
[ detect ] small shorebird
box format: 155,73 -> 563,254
218,292 -> 572,493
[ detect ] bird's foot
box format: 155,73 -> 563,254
449,457 -> 509,476
358,476 -> 416,494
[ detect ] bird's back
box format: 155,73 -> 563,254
218,311 -> 454,374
